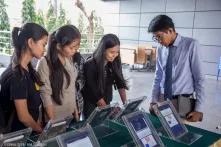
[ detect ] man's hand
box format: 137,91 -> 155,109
186,111 -> 203,122
149,102 -> 157,116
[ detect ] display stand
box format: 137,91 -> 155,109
28,116 -> 73,146
0,128 -> 32,147
85,103 -> 120,138
153,100 -> 202,145
86,103 -> 117,126
40,137 -> 58,147
107,103 -> 122,120
38,116 -> 73,142
115,96 -> 147,123
122,111 -> 164,147
56,124 -> 100,147
120,141 -> 135,147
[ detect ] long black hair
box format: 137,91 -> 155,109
46,25 -> 81,105
93,34 -> 128,95
11,23 -> 48,85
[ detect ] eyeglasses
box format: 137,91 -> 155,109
152,33 -> 164,42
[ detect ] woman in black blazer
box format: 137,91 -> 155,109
82,34 -> 128,118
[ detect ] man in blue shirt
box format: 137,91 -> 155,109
148,15 -> 204,122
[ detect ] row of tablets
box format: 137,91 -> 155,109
0,97 -> 202,147
0,96 -> 147,147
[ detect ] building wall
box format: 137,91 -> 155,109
102,0 -> 221,77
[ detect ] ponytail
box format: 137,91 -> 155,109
11,27 -> 22,69
11,27 -> 20,49
46,31 -> 70,105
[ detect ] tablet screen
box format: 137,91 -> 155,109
66,136 -> 93,147
129,114 -> 158,147
64,132 -> 93,147
158,104 -> 186,137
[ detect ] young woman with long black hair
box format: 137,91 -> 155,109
82,34 -> 128,118
0,23 -> 48,133
37,25 -> 81,121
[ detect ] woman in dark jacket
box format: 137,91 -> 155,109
82,34 -> 128,118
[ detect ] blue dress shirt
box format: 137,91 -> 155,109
151,34 -> 205,112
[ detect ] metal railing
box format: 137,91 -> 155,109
0,30 -> 12,55
0,30 -> 103,55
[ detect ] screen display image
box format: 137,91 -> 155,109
158,104 -> 186,137
64,132 -> 93,147
129,114 -> 159,147
66,136 -> 93,147
108,106 -> 122,120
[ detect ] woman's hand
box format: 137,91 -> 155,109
15,99 -> 43,133
97,98 -> 107,108
73,110 -> 80,122
118,88 -> 127,105
35,125 -> 43,133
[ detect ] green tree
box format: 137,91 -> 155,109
22,0 -> 36,23
46,1 -> 69,33
78,13 -> 87,52
0,0 -> 10,53
77,11 -> 104,53
46,1 -> 57,32
75,0 -> 104,52
78,13 -> 84,34
35,10 -> 45,27
75,0 -> 94,50
57,4 -> 70,27
93,13 -> 104,47
0,0 -> 10,30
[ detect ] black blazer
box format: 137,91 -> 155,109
82,58 -> 126,105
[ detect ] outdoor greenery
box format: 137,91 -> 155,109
45,1 -> 58,32
76,0 -> 104,53
77,11 -> 104,53
93,13 -> 104,47
0,0 -> 105,54
35,10 -> 45,27
0,0 -> 11,54
22,0 -> 70,33
22,0 -> 36,23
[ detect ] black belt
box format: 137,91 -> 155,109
172,94 -> 193,99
